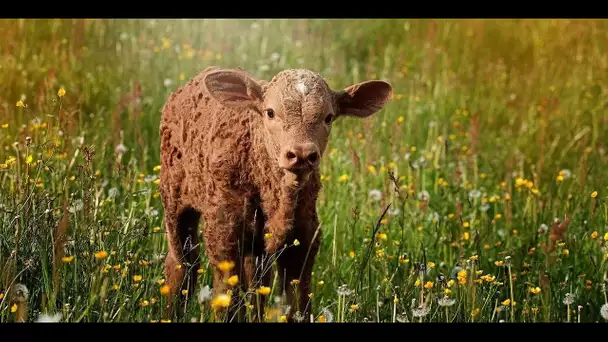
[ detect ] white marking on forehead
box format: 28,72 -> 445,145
294,81 -> 309,95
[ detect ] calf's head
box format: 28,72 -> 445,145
204,67 -> 392,177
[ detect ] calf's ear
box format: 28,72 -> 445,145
204,69 -> 264,108
335,80 -> 393,118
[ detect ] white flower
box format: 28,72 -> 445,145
438,296 -> 456,307
418,190 -> 430,202
115,143 -> 127,155
163,78 -> 173,87
388,207 -> 401,216
559,169 -> 572,179
468,189 -> 481,199
368,189 -> 382,202
563,293 -> 575,305
36,312 -> 62,323
68,199 -> 83,213
108,187 -> 119,199
600,303 -> 608,320
119,32 -> 129,41
538,224 -> 548,234
197,285 -> 211,304
321,307 -> 334,322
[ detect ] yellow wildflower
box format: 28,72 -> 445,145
58,87 -> 66,97
211,294 -> 231,310
591,231 -> 598,239
16,100 -> 24,108
226,275 -> 239,286
257,286 -> 271,296
61,255 -> 74,263
424,281 -> 434,289
591,191 -> 598,198
133,275 -> 143,282
11,303 -> 17,313
218,260 -> 235,272
530,287 -> 541,295
94,251 -> 108,260
160,285 -> 170,296
293,239 -> 300,246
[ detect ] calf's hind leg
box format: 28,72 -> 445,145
163,204 -> 202,319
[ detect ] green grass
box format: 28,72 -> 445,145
0,18 -> 607,323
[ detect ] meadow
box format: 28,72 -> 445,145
0,18 -> 607,323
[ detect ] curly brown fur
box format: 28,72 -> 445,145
159,65 -> 392,322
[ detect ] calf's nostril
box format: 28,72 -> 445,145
307,152 -> 319,164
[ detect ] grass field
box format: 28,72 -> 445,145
0,18 -> 607,323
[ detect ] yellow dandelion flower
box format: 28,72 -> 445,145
197,268 -> 205,274
502,299 -> 511,306
140,300 -> 149,307
318,280 -> 324,286
471,308 -> 480,317
160,285 -> 170,296
444,288 -> 452,295
367,165 -> 377,175
463,232 -> 470,240
530,287 -> 541,295
16,100 -> 24,108
457,270 -> 467,285
211,294 -> 231,310
376,233 -> 388,240
563,249 -> 569,255
226,275 -> 239,286
591,231 -> 598,239
349,250 -> 355,258
133,275 -> 142,282
495,261 -> 504,267
397,116 -> 404,123
94,250 -> 108,260
290,279 -> 300,286
0,293 -> 4,300
462,221 -> 470,228
62,256 -> 74,263
338,174 -> 349,183
447,279 -> 455,287
181,289 -> 188,296
591,191 -> 598,198
318,315 -> 326,322
414,279 -> 421,287
257,286 -> 271,296
11,303 -> 17,313
427,261 -> 436,268
293,239 -> 300,246
350,304 -> 359,312
279,315 -> 287,322
424,281 -> 434,289
58,87 -> 66,97
218,260 -> 235,272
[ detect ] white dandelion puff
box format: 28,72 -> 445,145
600,303 -> 608,320
36,312 -> 62,323
368,189 -> 382,202
197,285 -> 211,304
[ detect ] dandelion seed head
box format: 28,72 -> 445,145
600,303 -> 608,320
368,189 -> 382,202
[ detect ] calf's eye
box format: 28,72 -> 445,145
266,109 -> 275,119
324,114 -> 334,125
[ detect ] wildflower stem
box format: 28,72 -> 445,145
507,263 -> 515,322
